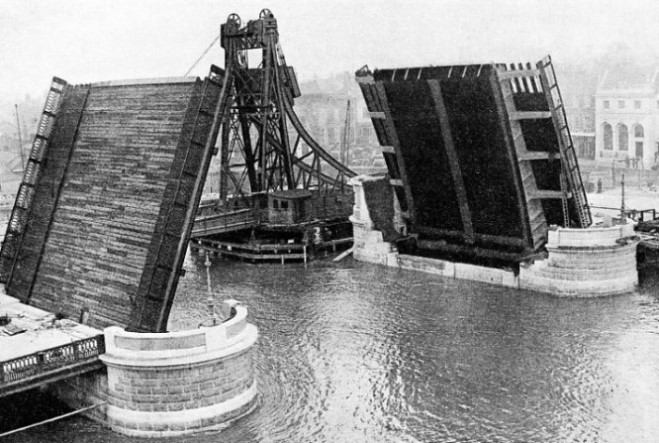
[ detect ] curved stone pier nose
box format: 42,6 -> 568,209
519,223 -> 639,297
99,303 -> 258,437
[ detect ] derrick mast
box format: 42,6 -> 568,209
216,10 -> 354,207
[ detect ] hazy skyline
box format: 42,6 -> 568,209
2,0 -> 659,102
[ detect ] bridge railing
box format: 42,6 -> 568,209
191,208 -> 259,237
0,335 -> 105,385
588,205 -> 657,222
192,199 -> 353,237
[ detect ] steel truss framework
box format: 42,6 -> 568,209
216,10 -> 355,206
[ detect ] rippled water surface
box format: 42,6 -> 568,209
7,256 -> 659,443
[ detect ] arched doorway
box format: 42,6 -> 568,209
633,124 -> 644,161
617,123 -> 628,152
603,123 -> 613,151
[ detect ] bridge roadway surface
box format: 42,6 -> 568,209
0,289 -> 104,398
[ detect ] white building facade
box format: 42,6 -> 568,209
594,69 -> 659,169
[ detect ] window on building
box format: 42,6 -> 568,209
635,100 -> 642,109
603,123 -> 613,150
280,200 -> 289,210
634,124 -> 644,138
604,100 -> 610,109
618,123 -> 628,151
618,100 -> 625,109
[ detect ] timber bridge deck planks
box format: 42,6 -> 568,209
0,71 -> 224,333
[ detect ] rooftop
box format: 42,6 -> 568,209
270,189 -> 313,199
598,66 -> 659,92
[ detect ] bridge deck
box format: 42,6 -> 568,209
0,292 -> 104,398
192,208 -> 259,237
356,58 -> 589,263
0,72 -> 224,332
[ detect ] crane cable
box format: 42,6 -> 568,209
184,34 -> 221,76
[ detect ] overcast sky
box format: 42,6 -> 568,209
2,0 -> 659,102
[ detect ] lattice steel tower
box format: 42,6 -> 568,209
216,10 -> 355,206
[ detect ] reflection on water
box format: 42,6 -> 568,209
7,256 -> 659,442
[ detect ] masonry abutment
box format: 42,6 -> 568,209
50,303 -> 258,438
350,175 -> 639,297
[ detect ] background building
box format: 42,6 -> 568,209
295,72 -> 384,175
558,66 -> 597,160
594,66 -> 659,169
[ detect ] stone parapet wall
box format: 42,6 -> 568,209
103,304 -> 252,361
547,222 -> 635,248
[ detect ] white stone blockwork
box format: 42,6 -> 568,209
349,176 -> 398,267
519,223 -> 639,297
98,305 -> 258,437
47,304 -> 260,438
350,175 -> 639,298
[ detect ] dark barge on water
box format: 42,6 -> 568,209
190,189 -> 354,263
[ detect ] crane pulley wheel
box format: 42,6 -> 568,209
227,13 -> 241,27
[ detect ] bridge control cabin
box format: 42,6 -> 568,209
356,56 -> 591,265
268,190 -> 313,225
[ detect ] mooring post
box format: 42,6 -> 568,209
620,174 -> 625,222
205,252 -> 217,325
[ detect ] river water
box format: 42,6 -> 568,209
6,255 -> 659,443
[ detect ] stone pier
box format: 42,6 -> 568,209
519,223 -> 639,296
349,175 -> 639,297
50,302 -> 258,438
349,175 -> 399,267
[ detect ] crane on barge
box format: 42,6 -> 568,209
190,10 -> 357,262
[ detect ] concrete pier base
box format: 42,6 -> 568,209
519,223 -> 639,297
353,220 -> 638,297
349,175 -> 639,297
50,303 -> 258,438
